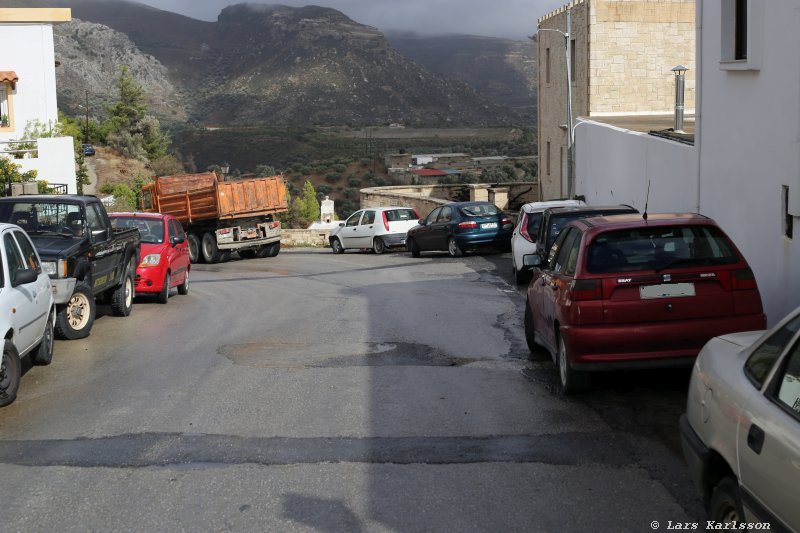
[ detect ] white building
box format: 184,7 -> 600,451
575,0 -> 800,324
0,8 -> 77,193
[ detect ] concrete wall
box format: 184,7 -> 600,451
696,0 -> 800,324
575,119 -> 698,213
281,229 -> 331,247
0,22 -> 60,142
16,137 -> 78,193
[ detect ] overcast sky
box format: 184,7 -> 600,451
137,0 -> 565,40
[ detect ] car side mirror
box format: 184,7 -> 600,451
171,235 -> 185,246
418,219 -> 426,225
91,228 -> 108,242
522,254 -> 542,270
338,222 -> 345,227
12,268 -> 37,287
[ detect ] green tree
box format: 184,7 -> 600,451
75,153 -> 91,194
105,66 -> 146,132
301,180 -> 320,222
254,164 -> 276,177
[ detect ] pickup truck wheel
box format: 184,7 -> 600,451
177,270 -> 189,295
188,233 -> 203,263
202,232 -> 221,263
31,308 -> 55,366
158,273 -> 170,304
111,270 -> 134,317
0,341 -> 21,407
557,333 -> 589,393
56,283 -> 96,340
709,478 -> 744,524
330,238 -> 344,254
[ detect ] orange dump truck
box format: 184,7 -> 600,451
140,172 -> 288,263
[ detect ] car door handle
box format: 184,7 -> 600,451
747,423 -> 765,454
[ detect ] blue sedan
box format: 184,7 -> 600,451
406,201 -> 513,257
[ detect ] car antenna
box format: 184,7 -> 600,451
643,180 -> 650,221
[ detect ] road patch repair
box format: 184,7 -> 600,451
218,341 -> 477,368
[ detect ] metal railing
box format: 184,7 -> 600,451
0,139 -> 38,157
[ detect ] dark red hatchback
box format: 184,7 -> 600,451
523,213 -> 766,392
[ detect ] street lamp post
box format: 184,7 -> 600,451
531,10 -> 575,199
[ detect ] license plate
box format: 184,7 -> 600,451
481,222 -> 498,229
640,283 -> 695,299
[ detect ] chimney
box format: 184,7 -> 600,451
671,65 -> 688,133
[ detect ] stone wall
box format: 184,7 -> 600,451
281,229 -> 330,247
361,183 -> 540,217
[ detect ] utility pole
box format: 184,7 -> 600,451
84,89 -> 89,144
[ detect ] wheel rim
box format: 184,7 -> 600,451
333,239 -> 341,253
203,238 -> 212,257
68,292 -> 91,330
718,504 -> 740,524
183,272 -> 189,290
374,239 -> 383,253
124,277 -> 133,308
558,337 -> 568,386
42,315 -> 53,357
189,239 -> 198,261
448,239 -> 457,256
163,274 -> 170,298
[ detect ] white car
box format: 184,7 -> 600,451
330,206 -> 420,254
510,199 -> 584,283
0,223 -> 55,407
680,306 -> 800,529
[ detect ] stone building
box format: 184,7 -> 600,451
537,0 -> 695,200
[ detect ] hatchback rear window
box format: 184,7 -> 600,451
585,225 -> 739,274
461,204 -> 499,217
526,213 -> 543,237
385,209 -> 417,221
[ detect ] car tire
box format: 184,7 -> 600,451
373,238 -> 386,254
523,298 -> 541,355
177,270 -> 189,295
158,273 -> 171,304
31,308 -> 55,366
0,341 -> 21,407
55,283 -> 96,340
110,269 -> 134,317
557,333 -> 589,393
202,232 -> 221,263
239,250 -> 256,259
447,237 -> 463,258
408,238 -> 420,258
266,242 -> 280,257
709,478 -> 745,525
331,238 -> 344,254
188,233 -> 203,263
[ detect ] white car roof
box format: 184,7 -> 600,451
521,199 -> 585,214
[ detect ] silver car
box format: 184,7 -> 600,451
680,306 -> 800,529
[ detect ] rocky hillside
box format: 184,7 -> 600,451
386,32 -> 536,123
16,0 -> 525,127
54,19 -> 188,123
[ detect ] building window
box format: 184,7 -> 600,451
546,141 -> 551,176
570,39 -> 576,82
546,48 -> 551,84
783,186 -> 794,240
735,0 -> 747,60
0,83 -> 11,129
721,0 -> 761,70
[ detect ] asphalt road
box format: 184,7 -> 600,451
0,248 -> 704,532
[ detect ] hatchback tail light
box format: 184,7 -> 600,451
570,279 -> 603,301
501,217 -> 511,227
731,267 -> 758,291
519,214 -> 533,242
457,221 -> 478,229
382,211 -> 390,231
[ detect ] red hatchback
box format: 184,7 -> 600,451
109,213 -> 190,304
523,213 -> 766,392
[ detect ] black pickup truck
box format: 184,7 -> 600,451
0,195 -> 140,339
